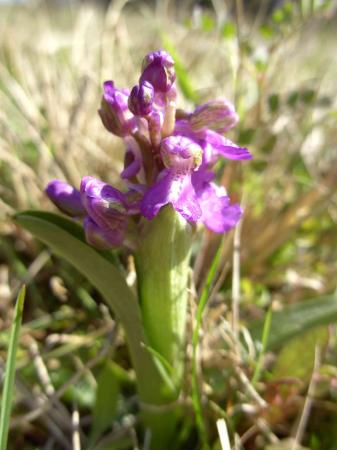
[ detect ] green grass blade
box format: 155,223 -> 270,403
0,285 -> 26,450
251,303 -> 272,386
192,236 -> 226,450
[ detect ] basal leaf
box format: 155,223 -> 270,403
250,295 -> 337,351
14,211 -> 166,403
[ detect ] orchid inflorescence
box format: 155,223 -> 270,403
46,50 -> 251,250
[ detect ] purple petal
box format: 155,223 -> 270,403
204,130 -> 252,160
190,99 -> 239,134
141,170 -> 201,222
195,182 -> 242,233
121,150 -> 142,179
172,175 -> 202,222
174,119 -> 199,140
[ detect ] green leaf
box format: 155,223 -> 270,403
141,343 -> 176,393
192,235 -> 227,450
251,304 -> 273,385
14,211 -> 166,404
272,326 -> 328,382
250,295 -> 337,351
89,362 -> 120,446
0,285 -> 25,450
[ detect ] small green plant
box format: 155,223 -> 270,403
0,286 -> 25,450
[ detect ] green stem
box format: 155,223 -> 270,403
135,206 -> 193,448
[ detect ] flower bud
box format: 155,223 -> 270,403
128,81 -> 154,116
161,136 -> 202,172
98,81 -> 137,137
190,100 -> 239,134
80,176 -> 128,231
45,180 -> 85,217
83,217 -> 124,250
140,50 -> 176,93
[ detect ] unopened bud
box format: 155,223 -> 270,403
128,81 -> 154,116
45,180 -> 85,217
140,50 -> 176,93
99,81 -> 137,137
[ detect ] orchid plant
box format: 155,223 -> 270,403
17,50 -> 251,449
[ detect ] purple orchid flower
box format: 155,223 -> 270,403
80,177 -> 129,228
80,176 -> 137,249
140,134 -> 243,231
140,135 -> 203,221
46,49 -> 251,250
174,119 -> 252,164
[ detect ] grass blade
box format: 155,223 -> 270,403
192,236 -> 226,450
251,303 -> 272,386
0,285 -> 26,450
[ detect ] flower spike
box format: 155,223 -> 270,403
46,49 -> 251,249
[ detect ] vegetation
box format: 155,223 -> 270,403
0,1 -> 336,449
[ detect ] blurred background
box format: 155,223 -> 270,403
0,0 -> 337,449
